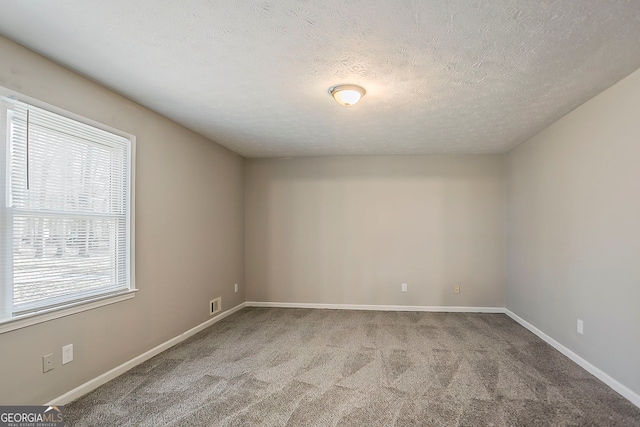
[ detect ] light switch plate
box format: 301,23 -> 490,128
62,344 -> 73,364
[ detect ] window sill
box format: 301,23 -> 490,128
0,290 -> 138,334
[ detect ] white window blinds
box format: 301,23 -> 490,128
1,96 -> 132,318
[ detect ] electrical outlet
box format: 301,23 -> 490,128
577,319 -> 584,335
401,283 -> 407,292
234,283 -> 238,293
454,285 -> 460,294
62,344 -> 74,364
43,353 -> 53,373
210,297 -> 222,315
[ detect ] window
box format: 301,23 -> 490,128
0,90 -> 135,330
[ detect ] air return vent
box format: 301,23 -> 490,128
210,297 -> 222,315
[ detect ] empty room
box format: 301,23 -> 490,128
0,1 -> 639,426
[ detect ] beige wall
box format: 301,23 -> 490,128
246,155 -> 506,307
507,69 -> 640,395
0,37 -> 245,404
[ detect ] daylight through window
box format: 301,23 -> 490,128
0,94 -> 134,323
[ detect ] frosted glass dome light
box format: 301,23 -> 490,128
329,84 -> 366,106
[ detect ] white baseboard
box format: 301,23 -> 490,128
505,309 -> 640,409
245,301 -> 506,313
45,301 -> 639,410
45,302 -> 247,406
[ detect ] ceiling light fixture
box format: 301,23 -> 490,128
329,84 -> 366,107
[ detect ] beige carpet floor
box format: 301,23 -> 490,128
65,308 -> 640,426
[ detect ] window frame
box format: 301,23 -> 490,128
0,87 -> 136,334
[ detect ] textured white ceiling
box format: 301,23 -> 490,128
1,1 -> 640,158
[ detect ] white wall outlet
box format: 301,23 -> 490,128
210,297 -> 222,315
62,344 -> 74,364
43,353 -> 53,373
454,285 -> 460,294
401,283 -> 407,292
234,283 -> 238,293
577,319 -> 584,335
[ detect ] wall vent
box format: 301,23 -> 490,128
210,297 -> 222,315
